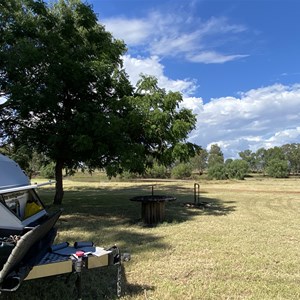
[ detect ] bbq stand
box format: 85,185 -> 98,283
130,195 -> 176,225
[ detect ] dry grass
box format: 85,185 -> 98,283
2,176 -> 300,299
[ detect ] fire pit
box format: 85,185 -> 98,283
130,195 -> 176,225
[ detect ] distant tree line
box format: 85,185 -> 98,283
132,142 -> 300,180
190,143 -> 300,180
1,142 -> 299,181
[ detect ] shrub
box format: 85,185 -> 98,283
207,163 -> 228,180
146,163 -> 169,178
171,163 -> 193,179
266,159 -> 289,178
226,160 -> 249,180
118,171 -> 140,180
40,162 -> 55,179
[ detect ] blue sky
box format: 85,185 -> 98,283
87,0 -> 300,158
91,0 -> 300,98
4,0 -> 300,158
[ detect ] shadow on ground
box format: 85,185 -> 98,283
1,183 -> 235,299
0,265 -> 152,300
42,183 -> 236,237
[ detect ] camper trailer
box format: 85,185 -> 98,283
0,154 -> 128,298
0,153 -> 60,287
0,154 -> 48,237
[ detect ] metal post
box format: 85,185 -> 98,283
116,262 -> 122,298
75,272 -> 82,300
194,183 -> 200,205
73,251 -> 84,300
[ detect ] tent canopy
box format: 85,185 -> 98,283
0,154 -> 47,233
0,154 -> 30,190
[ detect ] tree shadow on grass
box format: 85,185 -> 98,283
1,265 -> 153,300
163,195 -> 236,225
42,183 -> 236,233
1,183 -> 235,300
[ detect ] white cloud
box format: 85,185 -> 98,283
180,96 -> 204,113
198,16 -> 247,35
102,18 -> 152,46
187,51 -> 249,64
123,55 -> 197,96
266,127 -> 300,145
102,12 -> 249,64
189,84 -> 300,158
150,31 -> 201,57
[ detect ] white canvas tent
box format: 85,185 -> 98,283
0,154 -> 47,234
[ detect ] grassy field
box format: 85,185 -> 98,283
2,176 -> 300,299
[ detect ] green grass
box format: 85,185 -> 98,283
2,177 -> 300,299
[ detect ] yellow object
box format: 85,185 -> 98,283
25,202 -> 43,218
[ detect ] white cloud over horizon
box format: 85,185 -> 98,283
190,84 -> 300,158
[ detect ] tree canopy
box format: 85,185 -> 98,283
208,144 -> 224,168
0,0 -> 198,204
190,148 -> 208,175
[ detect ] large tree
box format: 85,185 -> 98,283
281,143 -> 300,175
190,148 -> 208,175
254,148 -> 267,174
207,144 -> 224,168
128,75 -> 197,167
1,0 -> 133,204
238,149 -> 256,172
0,0 -> 198,204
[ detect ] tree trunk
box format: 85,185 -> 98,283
53,159 -> 64,205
